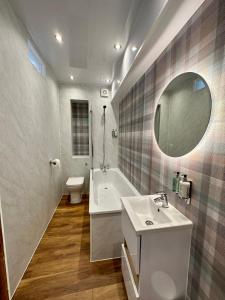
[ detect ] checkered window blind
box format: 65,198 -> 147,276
71,101 -> 89,156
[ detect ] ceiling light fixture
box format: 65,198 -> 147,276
106,79 -> 110,83
117,80 -> 121,84
55,32 -> 63,44
70,75 -> 74,80
131,46 -> 137,52
114,43 -> 122,50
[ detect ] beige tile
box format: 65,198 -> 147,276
93,283 -> 127,300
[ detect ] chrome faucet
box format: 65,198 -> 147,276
154,192 -> 169,208
100,164 -> 109,173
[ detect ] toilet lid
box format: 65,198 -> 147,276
66,177 -> 84,186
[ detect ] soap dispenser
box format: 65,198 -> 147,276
172,172 -> 180,193
179,174 -> 192,204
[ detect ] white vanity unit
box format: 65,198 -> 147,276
121,195 -> 193,300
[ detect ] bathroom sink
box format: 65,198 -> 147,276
121,195 -> 192,233
121,195 -> 193,299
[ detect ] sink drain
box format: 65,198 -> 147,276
104,187 -> 108,189
145,220 -> 154,226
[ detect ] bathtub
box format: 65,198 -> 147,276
89,168 -> 139,261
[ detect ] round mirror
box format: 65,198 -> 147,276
154,72 -> 212,157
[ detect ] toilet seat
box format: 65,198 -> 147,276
66,177 -> 84,187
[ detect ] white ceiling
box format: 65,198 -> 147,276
10,0 -> 142,86
112,0 -> 205,103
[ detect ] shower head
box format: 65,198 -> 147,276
103,105 -> 106,109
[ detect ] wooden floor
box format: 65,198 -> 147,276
13,196 -> 127,300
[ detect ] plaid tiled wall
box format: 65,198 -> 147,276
119,0 -> 225,299
71,101 -> 89,155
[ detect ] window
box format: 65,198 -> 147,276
28,41 -> 46,75
71,100 -> 89,156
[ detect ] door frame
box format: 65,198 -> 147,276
0,198 -> 10,300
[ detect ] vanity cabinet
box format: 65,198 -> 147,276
122,207 -> 141,274
121,205 -> 192,300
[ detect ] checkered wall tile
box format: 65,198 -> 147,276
119,0 -> 225,298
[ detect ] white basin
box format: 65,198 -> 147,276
121,194 -> 193,300
121,194 -> 192,233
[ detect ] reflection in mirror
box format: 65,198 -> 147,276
154,72 -> 211,157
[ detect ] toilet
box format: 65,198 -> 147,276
66,177 -> 84,204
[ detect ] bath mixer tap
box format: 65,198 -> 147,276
154,192 -> 169,208
100,164 -> 110,173
100,164 -> 107,173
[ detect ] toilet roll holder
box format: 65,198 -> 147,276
49,159 -> 60,166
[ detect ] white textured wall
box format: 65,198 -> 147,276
0,0 -> 62,296
59,85 -> 118,193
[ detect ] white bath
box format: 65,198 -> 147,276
89,168 -> 139,261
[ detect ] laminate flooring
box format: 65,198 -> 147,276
13,196 -> 127,300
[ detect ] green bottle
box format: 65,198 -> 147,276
172,172 -> 180,193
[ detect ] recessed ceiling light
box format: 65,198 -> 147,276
131,46 -> 137,52
106,79 -> 110,83
55,32 -> 63,44
114,43 -> 122,50
70,75 -> 74,80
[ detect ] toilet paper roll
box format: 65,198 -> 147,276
50,159 -> 61,168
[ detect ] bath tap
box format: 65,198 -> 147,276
100,164 -> 106,173
100,164 -> 109,173
154,192 -> 169,208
